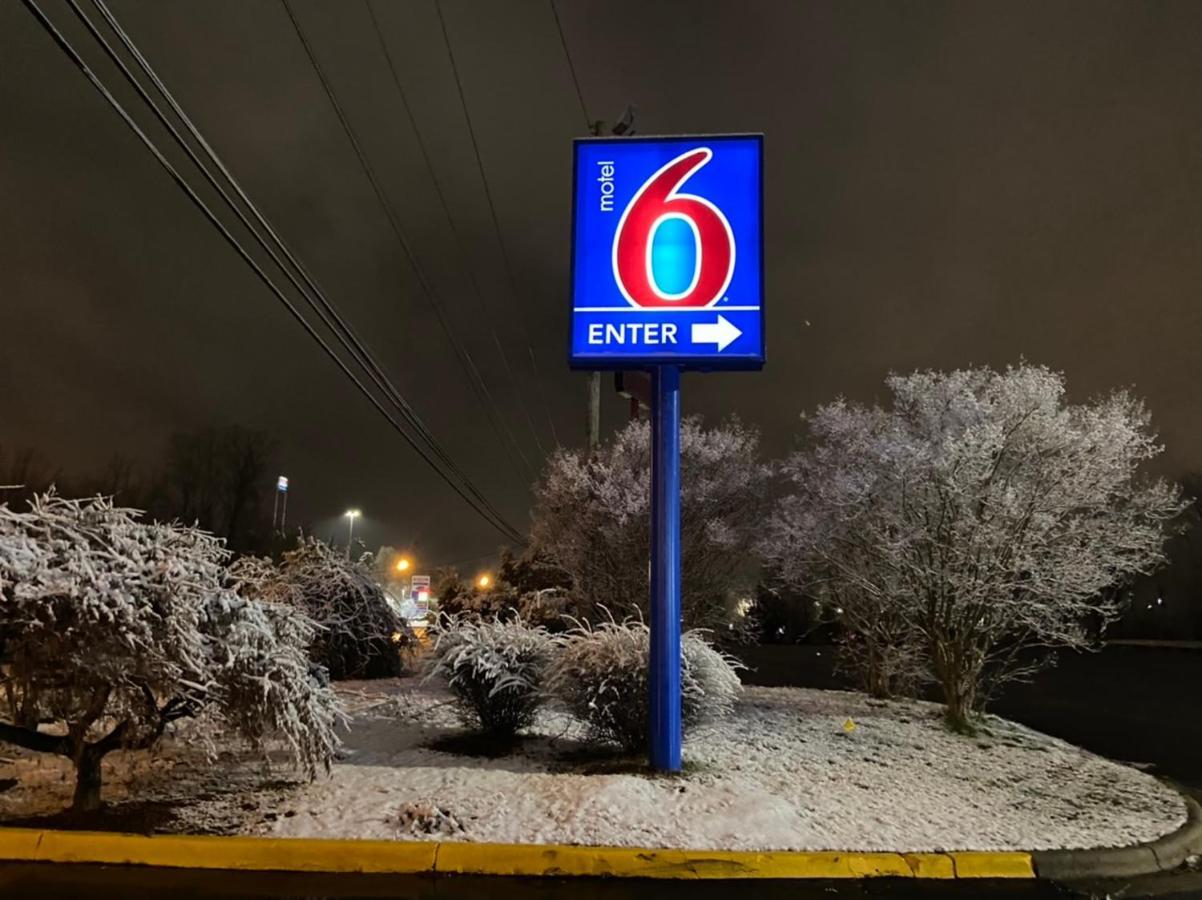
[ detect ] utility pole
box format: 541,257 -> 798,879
586,105 -> 637,454
587,371 -> 601,452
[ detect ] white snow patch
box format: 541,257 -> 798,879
263,681 -> 1186,852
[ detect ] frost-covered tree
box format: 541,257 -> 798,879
531,418 -> 770,630
231,537 -> 411,680
762,365 -> 1183,730
0,493 -> 340,811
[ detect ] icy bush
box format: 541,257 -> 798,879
515,587 -> 575,630
200,592 -> 341,775
0,492 -> 340,811
437,582 -> 575,630
231,538 -> 411,680
545,615 -> 743,753
425,615 -> 553,737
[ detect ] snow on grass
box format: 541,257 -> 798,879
0,723 -> 304,834
262,680 -> 1185,852
0,679 -> 1180,849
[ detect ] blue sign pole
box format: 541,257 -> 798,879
649,364 -> 682,772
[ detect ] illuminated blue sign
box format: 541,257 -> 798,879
569,134 -> 764,370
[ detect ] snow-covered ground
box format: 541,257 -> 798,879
0,679 -> 1184,851
0,723 -> 304,834
264,680 -> 1185,852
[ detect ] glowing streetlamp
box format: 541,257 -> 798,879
395,557 -> 412,574
344,509 -> 361,557
476,574 -> 492,590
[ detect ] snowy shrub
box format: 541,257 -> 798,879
545,616 -> 743,753
0,492 -> 340,811
231,538 -> 411,680
437,582 -> 574,631
200,592 -> 341,774
425,615 -> 553,737
432,548 -> 575,630
516,587 -> 575,630
434,581 -> 520,622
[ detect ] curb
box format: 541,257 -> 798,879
0,828 -> 1033,879
1,794 -> 1195,881
1032,793 -> 1202,881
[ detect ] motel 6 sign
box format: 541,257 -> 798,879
569,134 -> 764,371
567,133 -> 764,772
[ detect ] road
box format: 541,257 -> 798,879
0,863 -> 1076,899
2,644 -> 1199,898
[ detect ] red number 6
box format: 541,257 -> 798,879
611,148 -> 735,309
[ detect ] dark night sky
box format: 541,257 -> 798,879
3,1 -> 1202,568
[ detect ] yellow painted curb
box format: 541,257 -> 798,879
0,827 -> 1035,879
0,829 -> 437,875
434,843 -> 959,879
951,851 -> 1037,878
902,852 -> 957,879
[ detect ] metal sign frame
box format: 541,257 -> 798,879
568,133 -> 765,372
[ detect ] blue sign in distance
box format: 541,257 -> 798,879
569,134 -> 764,371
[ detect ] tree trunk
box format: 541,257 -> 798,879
939,663 -> 981,733
932,640 -> 981,734
865,647 -> 892,699
942,685 -> 976,733
72,747 -> 104,813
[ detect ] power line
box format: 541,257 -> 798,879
77,0 -> 518,539
548,0 -> 604,453
433,0 -> 561,451
549,0 -> 592,132
279,0 -> 534,485
84,0 -> 522,527
280,0 -> 540,485
23,0 -> 525,545
362,0 -> 540,480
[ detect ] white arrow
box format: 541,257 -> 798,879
691,315 -> 742,351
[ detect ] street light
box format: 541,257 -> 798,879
395,557 -> 412,574
476,574 -> 492,590
344,509 -> 361,557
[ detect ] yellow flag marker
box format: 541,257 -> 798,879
842,718 -> 857,734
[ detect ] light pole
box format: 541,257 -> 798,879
272,475 -> 289,534
344,509 -> 361,558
